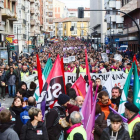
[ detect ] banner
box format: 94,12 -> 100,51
114,54 -> 122,62
63,56 -> 75,63
65,71 -> 128,89
22,74 -> 38,88
101,53 -> 108,62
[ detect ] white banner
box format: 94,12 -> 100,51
63,56 -> 75,63
22,74 -> 38,88
65,71 -> 128,89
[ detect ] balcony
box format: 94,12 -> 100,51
31,19 -> 36,25
123,25 -> 140,34
0,21 -> 5,31
30,0 -> 35,3
109,0 -> 121,10
45,2 -> 48,6
10,0 -> 17,2
105,14 -> 123,24
107,29 -> 123,35
30,8 -> 35,13
0,1 -> 4,9
2,8 -> 15,18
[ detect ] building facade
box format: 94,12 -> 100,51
53,0 -> 65,18
54,17 -> 90,38
120,0 -> 140,52
90,0 -> 107,45
104,0 -> 124,47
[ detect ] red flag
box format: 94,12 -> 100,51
133,54 -> 139,75
133,54 -> 138,66
43,55 -> 66,108
85,49 -> 91,84
61,57 -> 67,94
36,54 -> 43,96
71,75 -> 86,98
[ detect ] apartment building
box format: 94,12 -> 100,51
120,0 -> 140,52
90,0 -> 107,45
53,0 -> 65,18
1,0 -> 17,48
104,0 -> 124,47
54,17 -> 90,38
46,0 -> 53,37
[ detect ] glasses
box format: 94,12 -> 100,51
101,98 -> 109,102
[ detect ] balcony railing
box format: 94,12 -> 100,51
0,21 -> 5,31
31,19 -> 36,25
30,0 -> 35,3
2,8 -> 15,17
30,8 -> 35,13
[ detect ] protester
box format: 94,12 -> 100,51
125,102 -> 140,140
67,111 -> 87,140
45,94 -> 70,140
75,96 -> 84,109
20,97 -> 36,124
20,107 -> 49,140
26,81 -> 36,98
93,104 -> 107,140
6,67 -> 17,98
0,109 -> 19,140
9,96 -> 23,136
111,87 -> 122,108
98,91 -> 116,120
100,114 -> 130,140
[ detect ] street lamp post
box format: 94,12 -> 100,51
79,9 -> 140,58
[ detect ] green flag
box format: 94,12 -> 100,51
34,58 -> 52,101
133,62 -> 140,108
118,63 -> 133,115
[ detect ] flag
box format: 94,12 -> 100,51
61,57 -> 66,94
85,49 -> 91,84
34,58 -> 52,101
133,62 -> 140,108
71,75 -> 86,98
42,55 -> 66,108
81,82 -> 93,129
86,86 -> 98,140
36,54 -> 43,96
133,54 -> 138,66
103,73 -> 114,98
118,63 -> 133,115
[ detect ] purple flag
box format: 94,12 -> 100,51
81,83 -> 93,129
86,86 -> 99,140
41,94 -> 46,119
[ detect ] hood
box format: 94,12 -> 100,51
0,122 -> 14,133
98,99 -> 112,107
25,106 -> 33,111
102,86 -> 107,90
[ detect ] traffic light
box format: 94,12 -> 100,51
78,7 -> 84,18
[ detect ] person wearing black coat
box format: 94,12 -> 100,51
9,96 -> 24,136
100,114 -> 130,140
20,107 -> 49,140
94,104 -> 107,140
45,94 -> 70,140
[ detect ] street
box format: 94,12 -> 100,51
0,95 -> 13,109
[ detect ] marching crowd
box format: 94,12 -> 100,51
0,39 -> 140,140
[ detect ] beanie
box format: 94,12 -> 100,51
58,94 -> 70,105
67,104 -> 79,115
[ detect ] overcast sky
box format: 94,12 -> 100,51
59,0 -> 90,8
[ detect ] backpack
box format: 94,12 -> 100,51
47,107 -> 64,140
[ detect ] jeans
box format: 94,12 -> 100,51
8,85 -> 15,97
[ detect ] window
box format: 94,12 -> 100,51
13,25 -> 16,34
18,10 -> 21,19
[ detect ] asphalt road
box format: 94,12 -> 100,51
0,94 -> 13,108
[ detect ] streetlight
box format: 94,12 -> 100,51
78,8 -> 140,58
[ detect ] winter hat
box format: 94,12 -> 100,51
67,104 -> 79,115
58,94 -> 70,105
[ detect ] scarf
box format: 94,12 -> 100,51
11,106 -> 23,115
80,65 -> 86,69
66,123 -> 81,134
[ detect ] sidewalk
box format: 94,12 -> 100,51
0,95 -> 13,108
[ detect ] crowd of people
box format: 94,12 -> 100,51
0,39 -> 140,140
